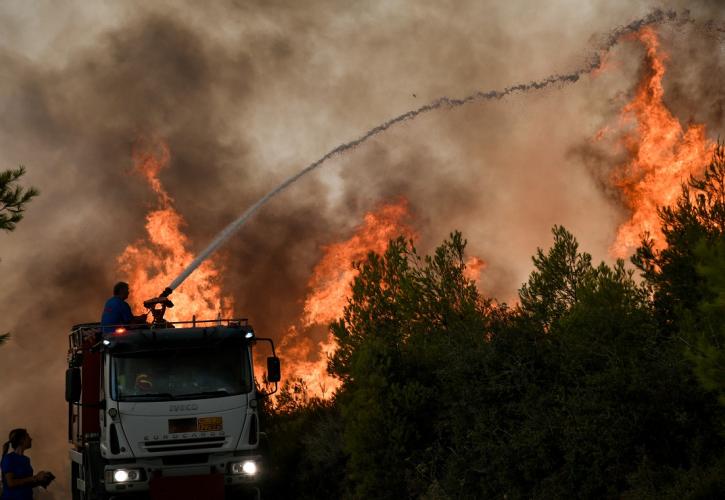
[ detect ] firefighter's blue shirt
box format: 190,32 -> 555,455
1,452 -> 33,500
101,296 -> 133,333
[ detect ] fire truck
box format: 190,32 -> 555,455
65,296 -> 280,499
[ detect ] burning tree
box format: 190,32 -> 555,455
263,220 -> 725,498
634,143 -> 725,407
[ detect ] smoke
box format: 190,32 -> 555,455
0,1 -> 723,497
168,9 -> 680,293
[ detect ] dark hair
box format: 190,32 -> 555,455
2,428 -> 28,457
113,282 -> 129,296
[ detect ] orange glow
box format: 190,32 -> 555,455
117,138 -> 232,322
277,198 -> 415,398
464,256 -> 487,283
608,27 -> 715,256
302,199 -> 414,327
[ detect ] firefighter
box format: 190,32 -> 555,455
135,372 -> 154,392
1,429 -> 54,499
101,282 -> 147,333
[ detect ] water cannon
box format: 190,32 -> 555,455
144,293 -> 174,326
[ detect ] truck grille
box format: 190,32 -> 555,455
142,436 -> 226,453
162,454 -> 209,465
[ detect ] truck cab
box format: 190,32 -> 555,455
65,319 -> 280,500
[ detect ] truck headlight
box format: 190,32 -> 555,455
106,469 -> 144,483
230,460 -> 258,476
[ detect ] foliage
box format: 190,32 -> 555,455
685,239 -> 725,406
264,223 -> 724,498
0,166 -> 38,232
519,225 -> 592,329
260,379 -> 346,499
632,143 -> 725,409
436,228 -> 720,498
329,232 -> 490,498
1,165 -> 38,345
260,146 -> 725,498
632,143 -> 725,333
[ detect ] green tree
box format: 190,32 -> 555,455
519,225 -> 593,329
633,143 -> 725,334
1,166 -> 38,232
440,227 -> 719,498
330,232 -> 490,498
1,165 -> 39,345
686,239 -> 725,406
325,226 -> 723,498
626,144 -> 725,497
632,143 -> 725,403
261,381 -> 346,500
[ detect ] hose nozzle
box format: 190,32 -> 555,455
144,292 -> 174,326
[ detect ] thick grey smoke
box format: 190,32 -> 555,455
0,1 -> 722,498
168,9 -> 681,293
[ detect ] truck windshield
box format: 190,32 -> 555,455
111,344 -> 251,402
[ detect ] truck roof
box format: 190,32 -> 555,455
69,320 -> 255,354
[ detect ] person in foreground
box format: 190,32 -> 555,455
101,281 -> 147,333
1,429 -> 54,500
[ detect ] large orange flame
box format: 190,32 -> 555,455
117,139 -> 232,321
608,27 -> 715,256
277,198 -> 416,398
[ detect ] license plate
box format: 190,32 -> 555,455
197,417 -> 223,432
169,418 -> 197,433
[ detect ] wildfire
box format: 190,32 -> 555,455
116,143 -> 477,401
277,198 -> 416,398
464,256 -> 487,283
607,27 -> 715,256
117,138 -> 232,321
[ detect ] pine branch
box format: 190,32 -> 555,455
0,165 -> 39,232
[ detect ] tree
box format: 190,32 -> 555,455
326,226 -> 724,498
261,380 -> 346,499
446,227 -> 719,498
519,225 -> 593,329
633,143 -> 725,334
329,233 -> 490,498
686,239 -> 725,406
1,165 -> 39,344
632,143 -> 725,404
1,166 -> 39,232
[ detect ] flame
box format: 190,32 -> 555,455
607,27 -> 715,256
302,199 -> 415,326
463,256 -> 487,283
117,138 -> 232,321
277,198 -> 415,398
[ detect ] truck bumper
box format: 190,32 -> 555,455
103,454 -> 261,495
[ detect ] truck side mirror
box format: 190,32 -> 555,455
266,356 -> 281,383
65,368 -> 81,403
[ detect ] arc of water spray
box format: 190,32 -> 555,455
163,9 -> 679,295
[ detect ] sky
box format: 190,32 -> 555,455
0,1 -> 723,497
